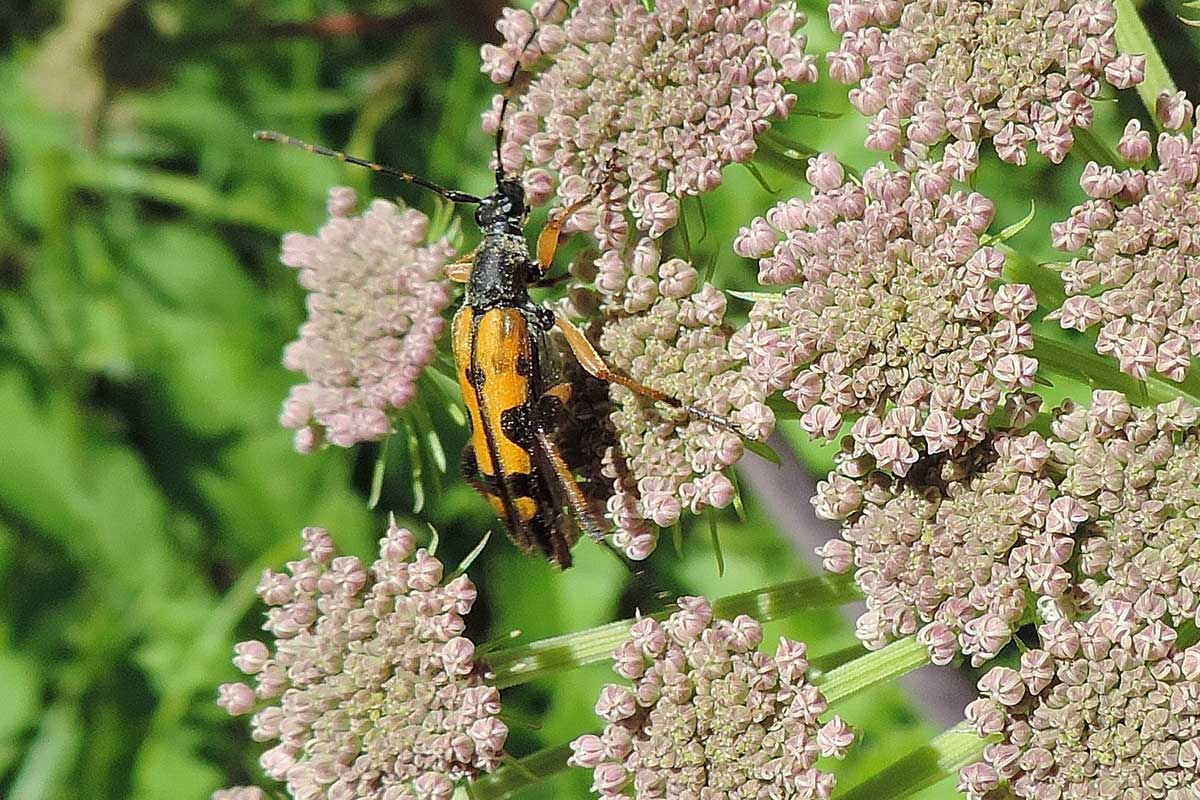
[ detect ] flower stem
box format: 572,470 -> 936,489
1032,333 -> 1200,405
833,723 -> 991,800
816,636 -> 930,705
1113,0 -> 1178,126
999,245 -> 1065,309
485,573 -> 861,688
468,743 -> 573,799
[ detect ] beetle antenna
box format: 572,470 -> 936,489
254,130 -> 483,204
493,0 -> 567,183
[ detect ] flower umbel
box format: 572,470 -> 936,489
278,188 -> 456,452
592,260 -> 774,556
1049,392 -> 1200,626
816,431 -> 1084,666
216,523 -> 505,800
828,0 -> 1145,164
483,0 -> 817,247
1049,108 -> 1200,381
736,154 -> 1038,473
570,596 -> 853,799
961,601 -> 1200,799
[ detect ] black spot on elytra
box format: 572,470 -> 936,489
500,404 -> 535,448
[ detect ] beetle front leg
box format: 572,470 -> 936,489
446,248 -> 477,283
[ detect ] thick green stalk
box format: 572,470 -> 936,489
1113,0 -> 1178,124
817,636 -> 930,705
1032,334 -> 1200,405
467,744 -> 574,799
486,573 -> 861,688
834,723 -> 991,800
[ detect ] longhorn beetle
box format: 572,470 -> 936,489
256,11 -> 741,567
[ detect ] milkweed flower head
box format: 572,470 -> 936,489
1049,104 -> 1200,381
569,597 -> 854,799
1049,392 -> 1200,627
960,601 -> 1200,799
827,0 -> 1145,165
814,431 -> 1086,666
735,153 -> 1038,475
216,523 -> 505,800
482,0 -> 817,248
278,188 -> 456,453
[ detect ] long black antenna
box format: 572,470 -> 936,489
254,130 -> 483,204
493,0 -> 566,182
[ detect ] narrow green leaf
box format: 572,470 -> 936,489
707,514 -> 725,577
742,162 -> 779,194
728,466 -> 748,523
744,437 -> 783,466
676,199 -> 693,262
368,437 -> 389,510
469,743 -> 573,799
982,200 -> 1036,246
1072,126 -> 1123,168
790,107 -> 845,119
694,194 -> 710,244
403,418 -> 426,514
728,288 -> 783,303
454,530 -> 492,577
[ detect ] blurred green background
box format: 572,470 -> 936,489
1,1 -> 1195,798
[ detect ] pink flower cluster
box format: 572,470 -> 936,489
483,0 -> 817,247
593,258 -> 774,557
570,597 -> 853,799
278,188 -> 455,452
961,600 -> 1200,799
815,431 -> 1085,666
827,0 -> 1145,164
1050,393 -> 1200,627
216,524 -> 504,800
1050,102 -> 1200,381
735,153 -> 1038,475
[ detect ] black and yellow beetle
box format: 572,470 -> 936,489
255,18 -> 737,567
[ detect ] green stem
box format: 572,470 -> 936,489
469,743 -> 574,798
1073,126 -> 1123,168
834,723 -> 991,800
485,573 -> 861,688
816,636 -> 929,705
1114,0 -> 1178,125
1032,334 -> 1200,405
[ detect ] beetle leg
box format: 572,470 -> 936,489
552,311 -> 747,436
535,196 -> 595,275
446,248 -> 477,283
534,157 -> 618,276
534,428 -> 608,543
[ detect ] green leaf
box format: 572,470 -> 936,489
982,200 -> 1036,246
744,437 -> 783,466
